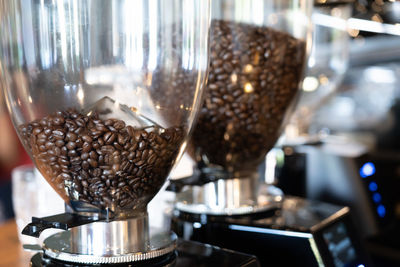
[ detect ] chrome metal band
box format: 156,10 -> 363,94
69,214 -> 150,255
42,216 -> 177,264
175,175 -> 283,215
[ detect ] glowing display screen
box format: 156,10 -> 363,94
322,221 -> 357,267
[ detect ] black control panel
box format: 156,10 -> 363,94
172,196 -> 371,267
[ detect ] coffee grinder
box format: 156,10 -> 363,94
173,0 -> 311,216
0,1 -> 262,266
170,0 -> 371,266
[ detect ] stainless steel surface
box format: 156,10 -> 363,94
42,225 -> 177,264
176,176 -> 283,215
70,213 -> 149,256
23,244 -> 43,252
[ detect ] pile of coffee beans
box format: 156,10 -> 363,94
190,20 -> 306,173
18,109 -> 184,211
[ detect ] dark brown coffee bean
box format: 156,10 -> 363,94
82,142 -> 92,153
104,119 -> 114,126
45,141 -> 55,150
44,128 -> 52,136
103,169 -> 113,176
82,135 -> 92,143
128,152 -> 135,161
133,131 -> 141,142
82,180 -> 89,188
66,132 -> 77,142
113,120 -> 125,130
95,123 -> 107,132
82,161 -> 90,170
147,154 -> 157,165
74,182 -> 83,193
136,168 -> 144,177
98,155 -> 104,164
53,147 -> 61,156
93,168 -> 102,177
121,161 -> 130,171
136,160 -> 145,166
126,126 -> 135,137
113,154 -> 121,164
55,140 -> 65,147
138,141 -> 145,151
66,141 -> 76,150
76,118 -> 85,127
101,145 -> 115,154
117,134 -> 127,145
52,130 -> 65,140
81,152 -> 89,160
90,129 -> 103,137
89,151 -> 98,160
57,172 -> 71,181
33,127 -> 42,135
112,164 -> 120,173
103,132 -> 116,144
92,142 -> 100,149
98,138 -> 104,146
113,142 -> 123,151
61,146 -> 68,156
87,158 -> 98,168
68,150 -> 78,157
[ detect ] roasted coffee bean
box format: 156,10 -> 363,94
76,118 -> 85,127
138,141 -> 146,151
66,132 -> 77,142
67,150 -> 78,157
87,158 -> 98,168
81,152 -> 89,161
55,140 -> 65,147
113,120 -> 125,130
75,138 -> 83,148
57,172 -> 71,181
113,154 -> 121,164
89,151 -> 98,160
98,138 -> 105,146
100,145 -> 114,154
82,161 -> 90,170
127,151 -> 135,161
19,108 -> 184,211
92,142 -> 100,149
82,142 -> 92,153
82,180 -> 89,188
52,130 -> 65,140
93,168 -> 102,177
118,134 -> 127,145
103,132 -> 116,144
104,119 -> 114,126
82,135 -> 92,143
33,127 -> 42,135
126,126 -> 134,137
113,142 -> 123,151
66,141 -> 76,150
44,128 -> 52,136
53,147 -> 61,156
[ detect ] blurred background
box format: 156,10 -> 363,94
0,89 -> 31,223
2,0 -> 400,266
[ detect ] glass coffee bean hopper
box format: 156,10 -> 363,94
173,0 -> 312,215
0,0 -> 210,265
